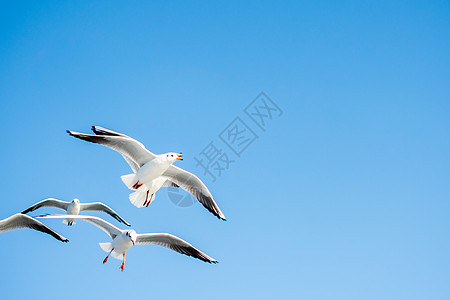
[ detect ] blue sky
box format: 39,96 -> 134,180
0,1 -> 449,299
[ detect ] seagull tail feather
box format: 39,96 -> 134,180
129,186 -> 151,208
121,173 -> 138,190
62,218 -> 75,225
99,242 -> 113,252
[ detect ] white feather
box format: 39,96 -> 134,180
99,242 -> 112,252
121,173 -> 138,190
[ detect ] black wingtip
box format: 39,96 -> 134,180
116,216 -> 131,227
35,213 -> 51,218
121,220 -> 131,227
91,126 -> 98,134
62,239 -> 69,243
66,130 -> 74,136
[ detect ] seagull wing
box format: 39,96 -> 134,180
161,180 -> 179,188
21,198 -> 70,214
91,126 -> 131,138
135,233 -> 218,263
80,202 -> 131,226
37,215 -> 122,239
67,129 -> 155,171
162,165 -> 226,220
90,126 -> 141,172
0,214 -> 68,242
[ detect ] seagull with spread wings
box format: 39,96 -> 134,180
67,126 -> 226,221
0,213 -> 68,242
21,198 -> 130,226
38,214 -> 217,271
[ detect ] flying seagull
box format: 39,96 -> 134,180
67,126 -> 226,221
0,213 -> 68,242
38,214 -> 217,271
21,198 -> 130,226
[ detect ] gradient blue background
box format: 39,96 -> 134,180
1,1 -> 449,299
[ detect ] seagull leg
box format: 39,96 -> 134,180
143,190 -> 150,207
119,252 -> 126,271
103,248 -> 114,264
146,193 -> 154,207
132,181 -> 143,190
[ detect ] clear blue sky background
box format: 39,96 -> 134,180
1,1 -> 449,299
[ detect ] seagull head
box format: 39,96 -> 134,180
72,199 -> 80,204
125,230 -> 137,245
165,152 -> 183,163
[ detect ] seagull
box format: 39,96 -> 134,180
21,198 -> 130,226
38,214 -> 217,271
0,213 -> 68,242
67,126 -> 226,221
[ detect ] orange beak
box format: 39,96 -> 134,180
176,152 -> 183,161
132,240 -> 135,245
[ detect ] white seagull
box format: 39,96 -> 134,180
38,214 -> 217,271
67,126 -> 226,221
0,213 -> 68,242
21,198 -> 130,226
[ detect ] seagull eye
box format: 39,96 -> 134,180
171,155 -> 174,157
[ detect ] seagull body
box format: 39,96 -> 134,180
67,126 -> 226,220
134,153 -> 180,184
0,213 -> 68,242
121,152 -> 183,207
65,200 -> 80,225
21,198 -> 130,226
38,214 -> 217,271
